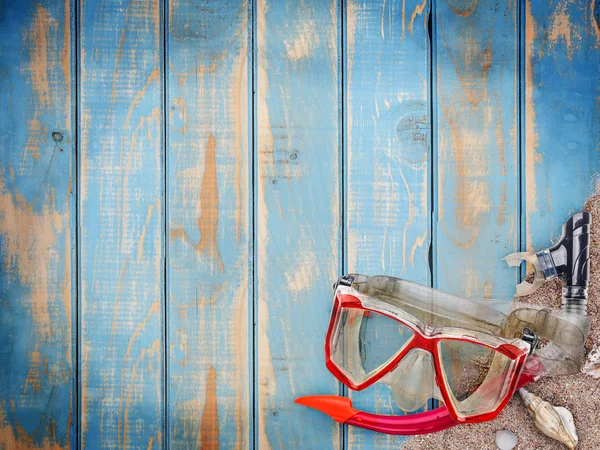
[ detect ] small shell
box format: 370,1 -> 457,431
495,429 -> 518,450
582,343 -> 600,378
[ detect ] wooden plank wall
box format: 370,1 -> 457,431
0,0 -> 599,449
256,0 -> 341,448
435,0 -> 519,300
525,0 -> 600,247
346,1 -> 430,449
79,0 -> 165,448
0,0 -> 75,448
166,0 -> 250,448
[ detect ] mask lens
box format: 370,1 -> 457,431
439,340 -> 516,416
330,306 -> 413,385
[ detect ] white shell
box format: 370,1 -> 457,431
495,429 -> 518,450
555,407 -> 578,447
582,343 -> 600,378
518,388 -> 579,449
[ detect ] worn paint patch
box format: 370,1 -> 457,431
408,0 -> 428,34
283,227 -> 319,296
545,0 -> 582,59
22,4 -> 60,162
0,400 -> 66,450
441,105 -> 492,230
25,4 -> 55,110
137,203 -> 156,262
257,1 -> 276,446
445,31 -> 493,107
60,1 -> 71,128
122,339 -> 162,449
23,351 -> 44,394
200,366 -> 219,450
0,182 -> 68,340
445,0 -> 479,17
398,167 -> 415,270
409,230 -> 428,266
232,280 -> 249,450
284,10 -> 319,61
172,97 -> 188,135
593,0 -> 600,44
232,44 -> 248,243
197,134 -> 224,272
346,1 -> 356,73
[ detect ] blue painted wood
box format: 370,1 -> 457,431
435,0 -> 519,300
345,0 -> 431,448
256,0 -> 341,448
525,0 -> 600,250
0,0 -> 598,448
79,0 -> 164,447
0,0 -> 75,447
166,0 -> 250,448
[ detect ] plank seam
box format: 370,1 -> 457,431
428,0 -> 436,291
518,0 -> 526,268
73,0 -> 80,446
428,0 -> 438,413
70,0 -> 82,449
339,0 -> 347,448
161,0 -> 169,447
250,0 -> 258,448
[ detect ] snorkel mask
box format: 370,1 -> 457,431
296,212 -> 592,435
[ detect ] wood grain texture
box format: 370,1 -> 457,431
79,0 -> 164,447
345,0 -> 430,448
435,0 -> 519,299
0,0 -> 597,448
256,0 -> 341,447
525,0 -> 600,249
166,0 -> 249,448
0,0 -> 75,447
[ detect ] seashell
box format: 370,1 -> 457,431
582,343 -> 600,378
495,429 -> 518,450
519,388 -> 578,449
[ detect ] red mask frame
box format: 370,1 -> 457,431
325,292 -> 529,423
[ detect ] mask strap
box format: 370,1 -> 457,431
295,395 -> 457,435
296,373 -> 536,434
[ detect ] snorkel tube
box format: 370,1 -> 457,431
504,212 -> 591,373
504,212 -> 591,314
297,213 -> 591,435
295,395 -> 458,435
294,371 -> 537,435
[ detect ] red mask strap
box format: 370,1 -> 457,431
295,373 -> 536,435
295,396 -> 456,435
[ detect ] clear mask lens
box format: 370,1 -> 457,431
438,340 -> 516,416
330,306 -> 413,385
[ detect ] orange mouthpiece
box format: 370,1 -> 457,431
295,395 -> 359,423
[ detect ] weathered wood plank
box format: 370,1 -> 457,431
256,0 -> 341,447
166,0 -> 250,448
0,0 -> 75,447
79,0 -> 164,447
435,0 -> 519,299
525,0 -> 600,248
345,0 -> 431,448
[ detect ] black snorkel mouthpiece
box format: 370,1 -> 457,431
536,212 -> 591,315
